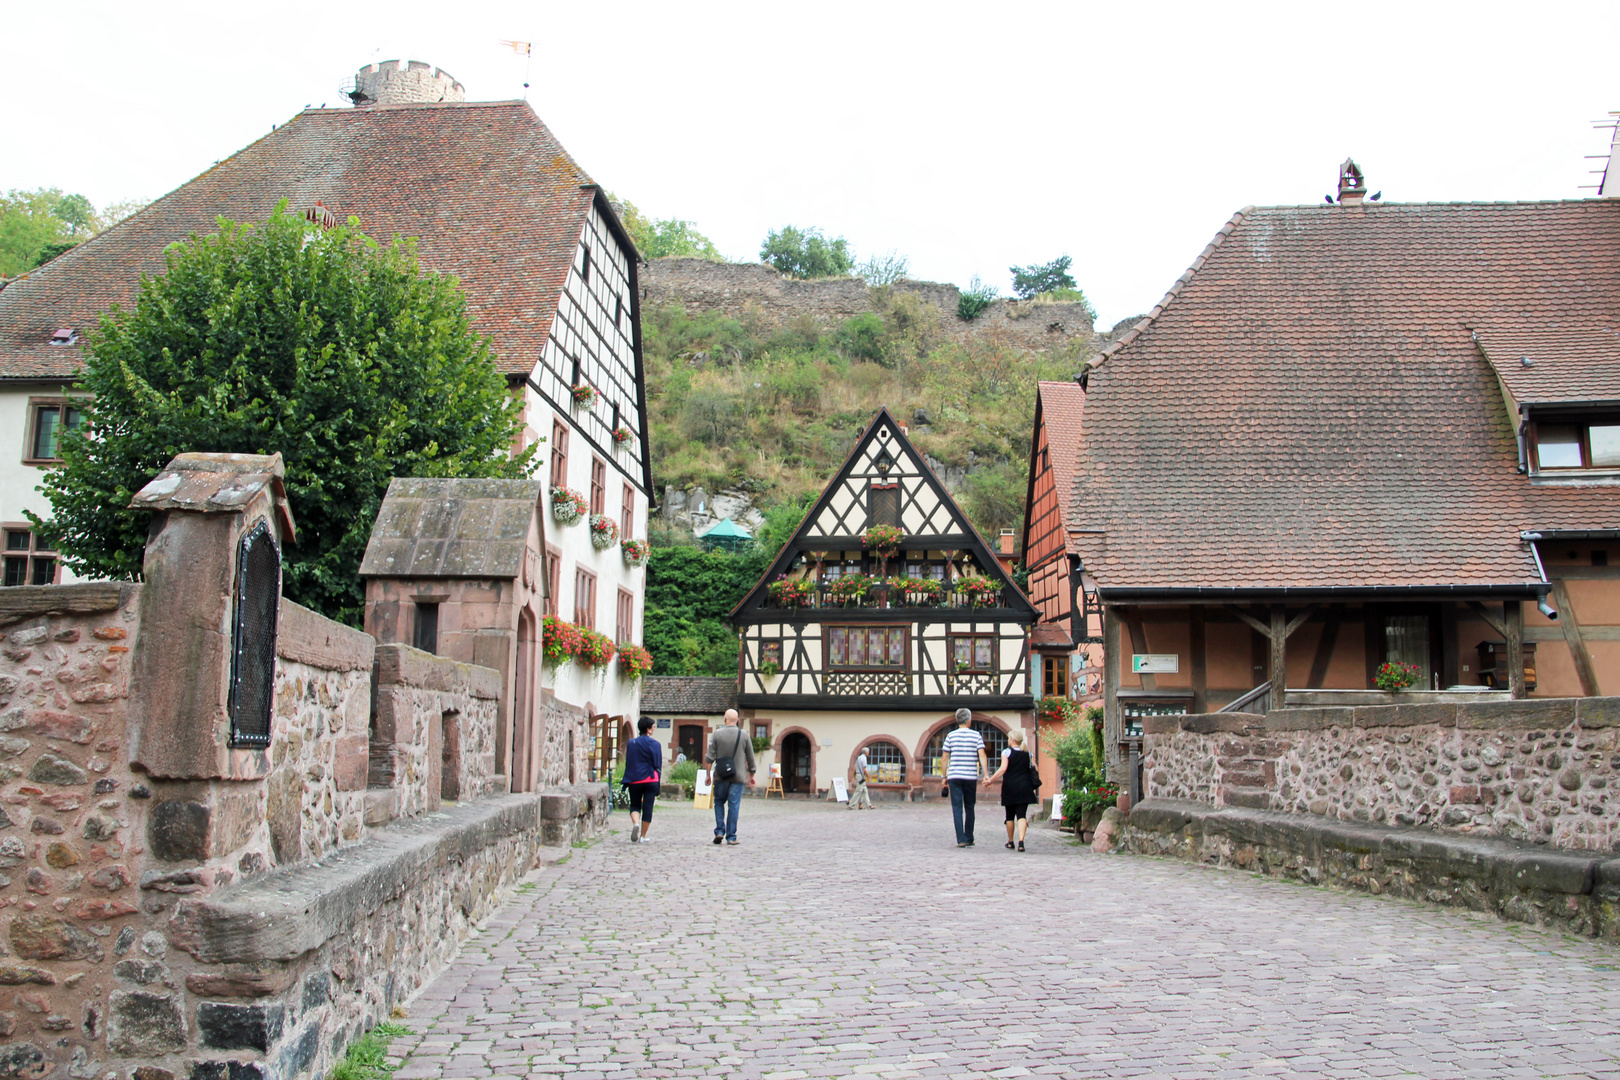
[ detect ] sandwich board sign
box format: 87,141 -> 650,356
831,777 -> 849,803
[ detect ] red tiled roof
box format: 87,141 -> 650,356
1476,327 -> 1620,406
0,101 -> 597,381
1069,200 -> 1620,593
1035,380 -> 1087,555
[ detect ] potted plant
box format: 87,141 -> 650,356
894,575 -> 944,605
1038,695 -> 1081,726
862,524 -> 904,560
826,573 -> 872,607
621,538 -> 650,567
759,658 -> 781,679
617,643 -> 653,680
570,383 -> 597,409
577,628 -> 616,669
957,576 -> 1002,607
611,425 -> 635,448
589,514 -> 620,550
1375,660 -> 1422,692
551,486 -> 588,526
766,576 -> 813,608
542,615 -> 583,666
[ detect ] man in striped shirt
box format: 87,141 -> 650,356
941,708 -> 989,847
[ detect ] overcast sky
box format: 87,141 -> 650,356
6,1 -> 1618,329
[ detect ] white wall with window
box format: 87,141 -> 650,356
0,383 -> 89,586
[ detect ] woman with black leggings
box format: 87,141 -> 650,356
984,727 -> 1038,852
622,716 -> 663,843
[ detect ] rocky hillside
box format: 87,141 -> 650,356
641,258 -> 1137,544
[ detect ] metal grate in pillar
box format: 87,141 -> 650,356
229,520 -> 281,748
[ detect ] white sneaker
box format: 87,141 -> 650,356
639,835 -> 654,843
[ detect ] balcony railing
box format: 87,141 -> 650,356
763,580 -> 1009,611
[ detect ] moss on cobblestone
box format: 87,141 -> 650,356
328,1022 -> 410,1080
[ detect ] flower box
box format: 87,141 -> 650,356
862,524 -> 904,559
621,538 -> 650,567
589,514 -> 620,550
542,615 -> 583,666
825,573 -> 873,606
611,425 -> 635,447
551,487 -> 588,526
570,383 -> 597,409
577,628 -> 616,668
617,643 -> 653,680
766,576 -> 814,609
894,576 -> 944,604
957,577 -> 1002,607
1375,660 -> 1422,692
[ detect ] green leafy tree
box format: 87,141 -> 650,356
643,546 -> 774,675
857,251 -> 909,287
31,202 -> 535,625
0,189 -> 77,276
1009,255 -> 1076,300
611,195 -> 722,260
760,226 -> 854,279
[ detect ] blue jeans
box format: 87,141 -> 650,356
713,780 -> 745,841
948,779 -> 977,844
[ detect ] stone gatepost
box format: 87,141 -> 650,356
126,452 -> 296,859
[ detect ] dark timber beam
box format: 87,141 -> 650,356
1506,600 -> 1525,700
1550,580 -> 1601,697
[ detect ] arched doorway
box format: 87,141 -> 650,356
780,731 -> 813,794
677,724 -> 705,765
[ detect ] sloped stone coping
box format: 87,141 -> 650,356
1124,798 -> 1620,939
167,793 -> 551,963
0,582 -> 134,626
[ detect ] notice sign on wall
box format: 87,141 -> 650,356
1132,654 -> 1179,674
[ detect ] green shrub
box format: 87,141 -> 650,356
956,275 -> 998,321
837,312 -> 885,364
669,759 -> 699,787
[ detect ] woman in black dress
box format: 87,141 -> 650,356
985,727 -> 1038,851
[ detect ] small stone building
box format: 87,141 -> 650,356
361,476 -> 580,793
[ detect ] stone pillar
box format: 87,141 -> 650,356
127,452 -> 296,781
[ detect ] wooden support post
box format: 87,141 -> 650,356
1505,600 -> 1525,700
1190,607 -> 1207,714
1551,580 -> 1601,697
1103,606 -> 1122,781
1270,606 -> 1289,706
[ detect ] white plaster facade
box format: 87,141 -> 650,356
0,379 -> 87,585
525,202 -> 649,725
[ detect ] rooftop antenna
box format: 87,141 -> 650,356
501,39 -> 533,100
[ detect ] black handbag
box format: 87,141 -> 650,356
713,728 -> 744,782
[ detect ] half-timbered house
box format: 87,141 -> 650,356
0,60 -> 653,790
1064,160 -> 1620,797
731,408 -> 1038,799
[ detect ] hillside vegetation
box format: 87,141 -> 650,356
642,287 -> 1094,544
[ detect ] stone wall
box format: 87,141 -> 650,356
640,258 -> 1099,353
369,644 -> 502,817
1143,697 -> 1620,851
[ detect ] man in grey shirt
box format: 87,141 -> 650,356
707,709 -> 757,845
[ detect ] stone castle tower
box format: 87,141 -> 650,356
351,60 -> 465,106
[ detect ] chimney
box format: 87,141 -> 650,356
998,528 -> 1015,556
1337,157 -> 1367,205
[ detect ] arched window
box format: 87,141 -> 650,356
921,721 -> 1007,776
863,741 -> 906,783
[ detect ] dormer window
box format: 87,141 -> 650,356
48,328 -> 77,346
1533,417 -> 1620,470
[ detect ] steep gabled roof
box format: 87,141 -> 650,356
730,406 -> 1037,620
1068,199 -> 1620,595
0,100 -> 602,381
1030,379 -> 1087,555
359,477 -> 543,579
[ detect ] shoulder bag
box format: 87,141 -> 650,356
713,727 -> 743,782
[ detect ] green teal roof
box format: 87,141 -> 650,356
699,518 -> 752,540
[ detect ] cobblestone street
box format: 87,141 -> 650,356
389,799 -> 1620,1079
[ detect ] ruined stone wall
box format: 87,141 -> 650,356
370,644 -> 501,817
640,258 -> 1098,352
1143,698 -> 1620,850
